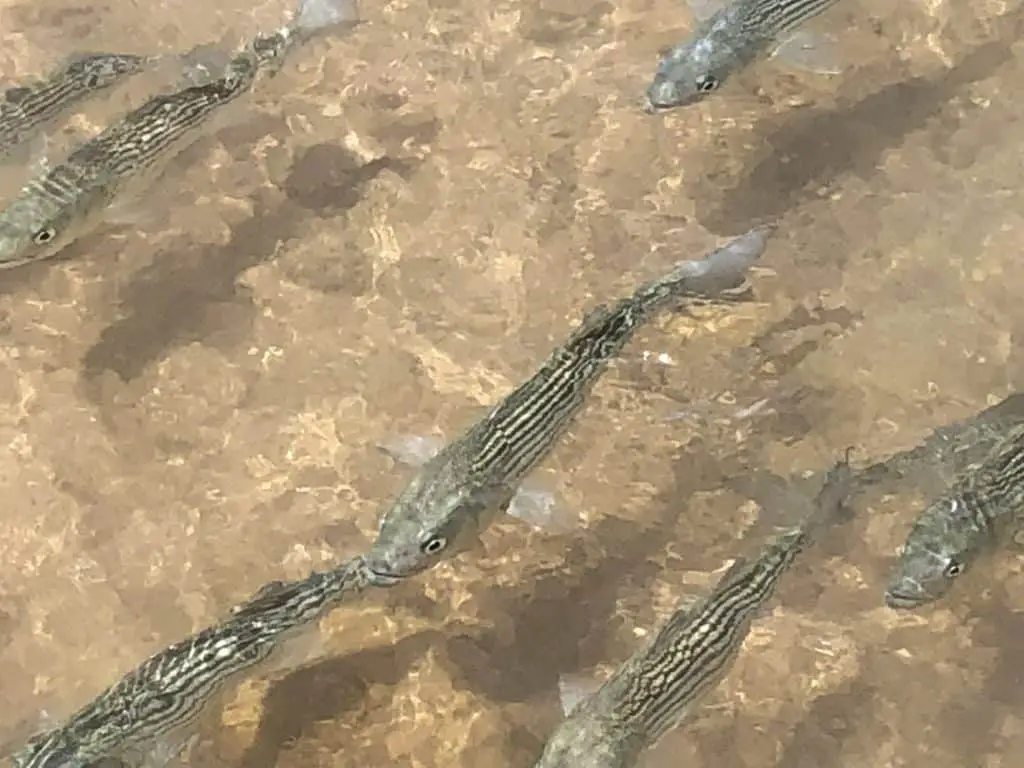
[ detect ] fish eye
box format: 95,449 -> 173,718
420,536 -> 447,555
696,75 -> 719,93
943,560 -> 963,578
33,227 -> 56,245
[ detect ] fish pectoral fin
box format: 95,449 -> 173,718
557,673 -> 603,716
685,0 -> 731,23
508,482 -> 575,532
103,193 -> 165,228
377,433 -> 447,468
23,132 -> 55,177
772,31 -> 843,76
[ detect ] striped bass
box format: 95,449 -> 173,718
1,53 -> 154,163
644,0 -> 845,113
885,421 -> 1024,610
535,451 -> 854,767
11,557 -> 376,768
364,226 -> 774,585
0,0 -> 359,269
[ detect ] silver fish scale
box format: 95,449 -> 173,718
24,32 -> 289,206
72,62 -> 260,180
367,227 -> 769,582
13,558 -> 373,768
939,422 -> 1024,535
0,54 -> 150,158
612,527 -> 806,742
535,454 -> 853,767
469,296 -> 663,487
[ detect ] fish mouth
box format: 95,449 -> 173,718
642,96 -> 679,115
884,589 -> 929,610
365,568 -> 402,587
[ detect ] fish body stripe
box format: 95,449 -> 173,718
15,561 -> 368,767
469,297 -> 661,486
613,531 -> 806,741
942,424 -> 1024,535
735,0 -> 841,39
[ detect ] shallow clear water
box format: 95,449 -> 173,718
1,0 -> 1023,765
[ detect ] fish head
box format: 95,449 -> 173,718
0,187 -> 90,268
364,466 -> 508,584
643,35 -> 732,113
885,495 -> 986,610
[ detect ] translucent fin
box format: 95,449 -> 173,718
377,433 -> 447,468
26,132 -> 53,177
235,579 -> 288,612
174,43 -> 234,88
772,31 -> 842,76
507,482 -> 574,531
149,731 -> 198,768
104,193 -> 164,228
558,673 -> 602,716
671,224 -> 776,296
729,451 -> 855,544
686,0 -> 730,22
293,0 -> 361,34
265,626 -> 328,675
726,471 -> 814,542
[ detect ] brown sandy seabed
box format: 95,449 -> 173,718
0,0 -> 1023,765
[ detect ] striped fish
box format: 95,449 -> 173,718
0,0 -> 359,269
534,451 -> 854,768
364,226 -> 774,585
0,53 -> 154,163
885,422 -> 1024,610
11,557 -> 375,768
644,0 -> 844,113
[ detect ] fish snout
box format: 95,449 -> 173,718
883,578 -> 930,610
643,79 -> 682,113
364,568 -> 401,587
362,547 -> 416,586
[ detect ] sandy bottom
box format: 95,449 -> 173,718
1,0 -> 1024,765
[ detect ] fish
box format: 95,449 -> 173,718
0,0 -> 360,269
534,450 -> 855,768
885,421 -> 1024,610
0,53 -> 155,164
723,394 -> 1024,519
363,225 -> 774,586
643,0 -> 844,113
11,557 -> 375,768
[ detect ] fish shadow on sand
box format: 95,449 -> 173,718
958,605 -> 1024,757
695,12 -> 1023,234
236,630 -> 439,768
429,406 -> 829,760
78,144 -> 409,392
770,670 -> 886,768
770,596 -> 1024,767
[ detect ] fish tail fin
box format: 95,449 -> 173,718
806,447 -> 857,533
174,42 -> 235,87
729,447 -> 855,544
653,223 -> 775,303
293,0 -> 361,34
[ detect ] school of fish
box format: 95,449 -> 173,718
0,0 -> 1018,765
